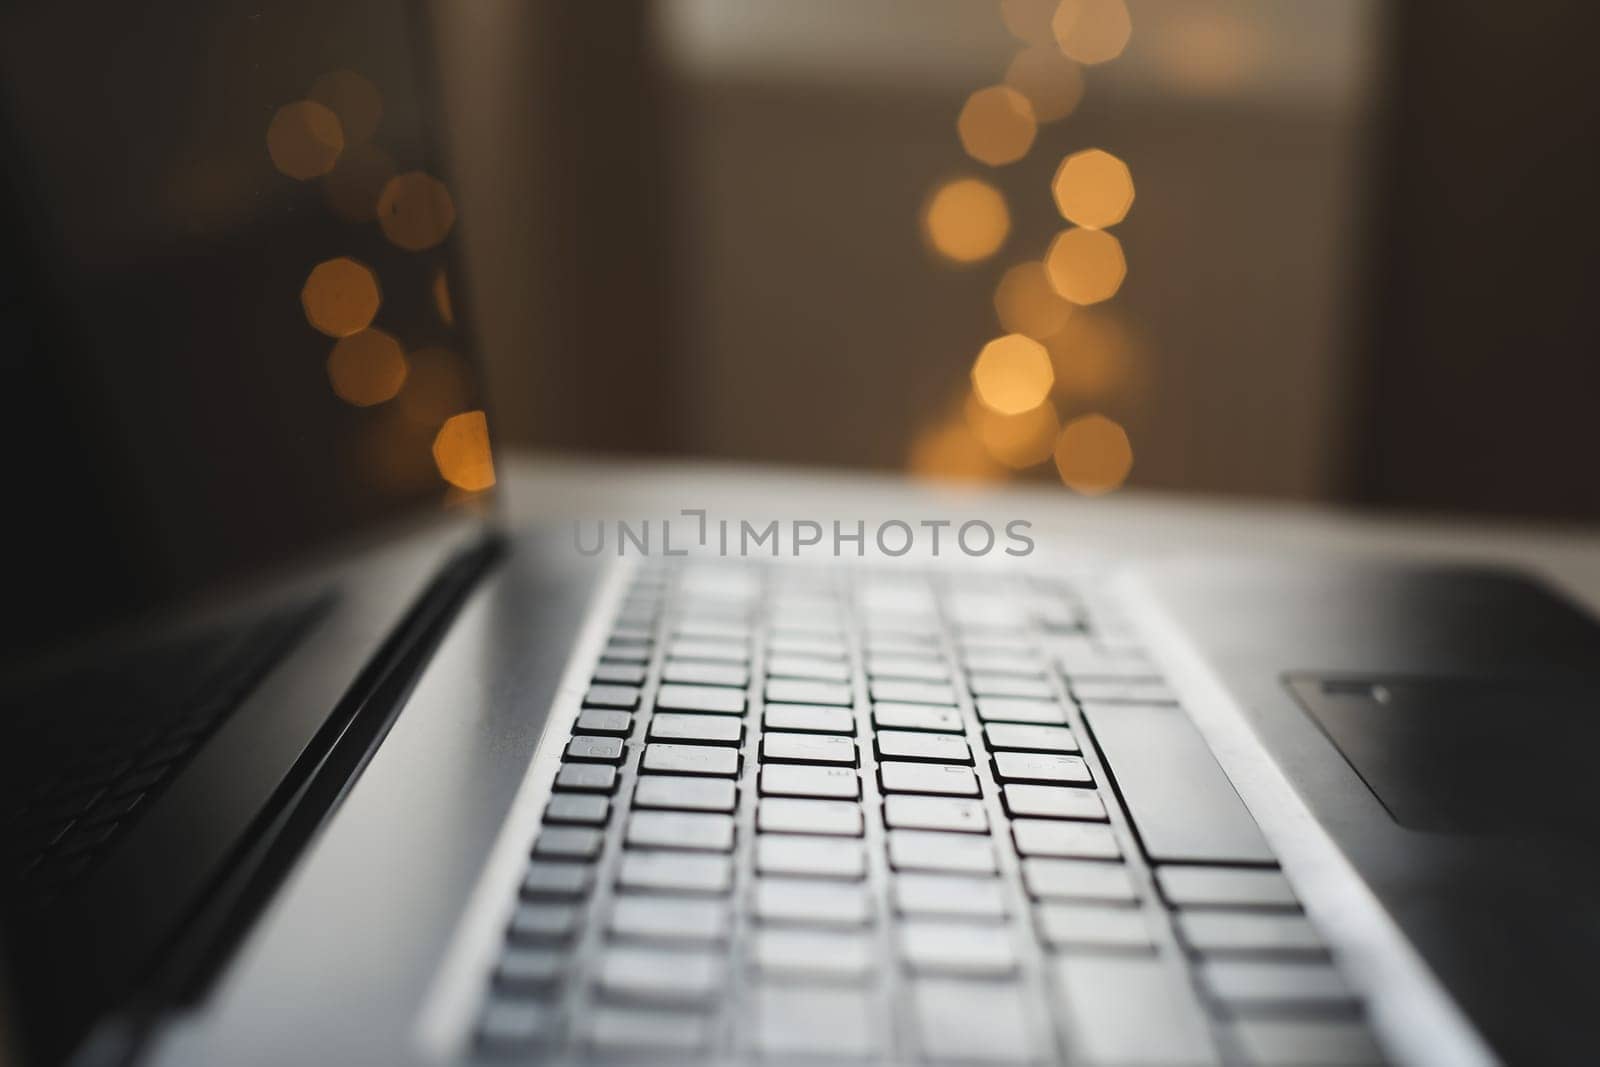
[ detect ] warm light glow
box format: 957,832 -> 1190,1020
965,393 -> 1060,469
377,172 -> 456,251
1054,413 -> 1133,493
433,410 -> 496,491
908,420 -> 1004,483
923,178 -> 1010,264
1052,149 -> 1135,229
957,86 -> 1037,167
327,328 -> 407,407
309,70 -> 383,143
971,334 -> 1055,415
1045,228 -> 1126,305
301,257 -> 381,338
322,142 -> 396,223
267,100 -> 344,180
432,269 -> 455,326
1053,0 -> 1133,65
1005,45 -> 1084,124
1048,309 -> 1140,399
1000,0 -> 1058,45
995,261 -> 1074,339
397,347 -> 469,427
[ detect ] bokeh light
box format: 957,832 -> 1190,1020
908,419 -> 1004,483
432,269 -> 455,326
327,328 -> 407,407
971,334 -> 1055,415
378,172 -> 456,251
923,178 -> 1010,264
957,86 -> 1037,167
1054,413 -> 1133,493
965,392 -> 1061,469
1048,309 -> 1141,399
322,141 -> 397,223
396,347 -> 469,428
995,261 -> 1074,339
1005,45 -> 1085,124
309,70 -> 383,143
267,100 -> 343,180
1044,228 -> 1126,305
301,257 -> 381,337
1052,149 -> 1135,229
1053,0 -> 1133,65
1000,0 -> 1059,45
433,411 -> 496,492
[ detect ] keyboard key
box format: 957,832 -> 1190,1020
522,861 -> 593,898
866,655 -> 951,682
767,634 -> 847,659
495,947 -> 564,991
879,761 -> 980,797
626,811 -> 735,852
888,830 -> 996,874
758,797 -> 863,836
975,697 -> 1068,725
1081,703 -> 1275,865
544,794 -> 610,826
1022,858 -> 1139,904
565,735 -> 625,762
673,619 -> 751,642
555,763 -> 618,793
601,643 -> 650,665
642,743 -> 739,777
1012,819 -> 1121,860
911,979 -> 1039,1063
900,920 -> 1018,976
1178,912 -> 1324,956
478,999 -> 558,1049
1036,903 -> 1154,950
509,902 -> 581,943
873,702 -> 964,732
633,775 -> 736,813
754,877 -> 872,926
597,946 -> 722,1004
894,873 -> 1008,918
617,851 -> 732,894
884,795 -> 989,833
655,683 -> 745,715
767,654 -> 851,682
753,985 -> 878,1057
761,764 -> 860,799
649,712 -> 743,745
534,827 -> 604,860
877,730 -> 972,764
968,673 -> 1056,700
870,679 -> 958,706
585,684 -> 641,709
984,723 -> 1078,753
1200,960 -> 1357,1011
753,927 -> 874,979
766,678 -> 853,707
1003,784 -> 1106,821
760,731 -> 857,765
666,639 -> 748,664
1053,954 -> 1219,1065
1157,867 -> 1298,910
763,703 -> 855,734
961,649 -> 1044,676
1231,1019 -> 1385,1066
575,709 -> 633,736
662,659 -> 749,688
993,752 -> 1092,786
1074,680 -> 1177,704
609,895 -> 729,942
593,661 -> 647,686
586,1008 -> 709,1052
757,834 -> 866,879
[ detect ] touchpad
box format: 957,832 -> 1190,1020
1289,675 -> 1600,835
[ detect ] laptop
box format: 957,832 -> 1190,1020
4,3 -> 1599,1066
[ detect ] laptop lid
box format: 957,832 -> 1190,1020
0,2 -> 497,1062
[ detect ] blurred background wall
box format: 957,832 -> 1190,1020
431,0 -> 1600,520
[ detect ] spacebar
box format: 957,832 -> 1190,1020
1081,703 -> 1275,865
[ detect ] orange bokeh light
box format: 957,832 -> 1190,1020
267,100 -> 343,180
965,393 -> 1061,469
957,86 -> 1037,167
1005,45 -> 1085,124
923,178 -> 1010,264
1000,0 -> 1059,45
327,328 -> 407,407
1053,149 -> 1135,229
1053,0 -> 1134,65
378,172 -> 457,251
432,269 -> 455,326
309,70 -> 383,143
971,334 -> 1055,415
301,257 -> 381,338
433,410 -> 496,492
1044,228 -> 1126,305
908,419 -> 1004,483
1054,413 -> 1134,493
995,261 -> 1074,339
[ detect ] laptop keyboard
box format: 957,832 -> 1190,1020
470,561 -> 1386,1064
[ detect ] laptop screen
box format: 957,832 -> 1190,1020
0,0 -> 493,660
